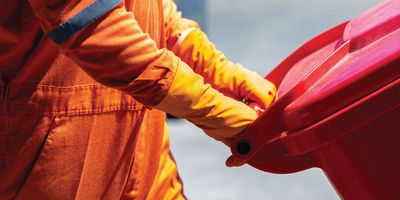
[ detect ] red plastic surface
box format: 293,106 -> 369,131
229,0 -> 400,199
309,80 -> 400,200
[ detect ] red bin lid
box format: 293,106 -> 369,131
278,0 -> 400,131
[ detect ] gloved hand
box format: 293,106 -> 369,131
223,103 -> 265,167
171,29 -> 276,167
170,28 -> 276,111
163,0 -> 276,166
155,56 -> 260,140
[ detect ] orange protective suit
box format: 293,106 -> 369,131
0,0 -> 276,199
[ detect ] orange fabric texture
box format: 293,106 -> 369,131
0,0 -> 271,199
0,0 -> 180,199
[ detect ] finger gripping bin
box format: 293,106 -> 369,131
228,1 -> 400,199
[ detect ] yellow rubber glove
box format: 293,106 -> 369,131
172,30 -> 276,165
156,57 -> 259,140
171,28 -> 277,110
163,1 -> 276,166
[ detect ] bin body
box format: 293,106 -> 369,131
314,106 -> 400,199
229,1 -> 400,199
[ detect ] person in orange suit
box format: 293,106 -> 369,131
0,0 -> 276,199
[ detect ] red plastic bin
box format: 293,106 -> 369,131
228,1 -> 400,199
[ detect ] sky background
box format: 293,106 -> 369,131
169,1 -> 381,199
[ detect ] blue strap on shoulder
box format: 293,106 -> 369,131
48,0 -> 121,44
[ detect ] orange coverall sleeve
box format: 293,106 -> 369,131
163,0 -> 276,109
29,0 -> 176,106
27,0 -> 258,139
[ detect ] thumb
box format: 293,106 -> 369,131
225,155 -> 247,167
